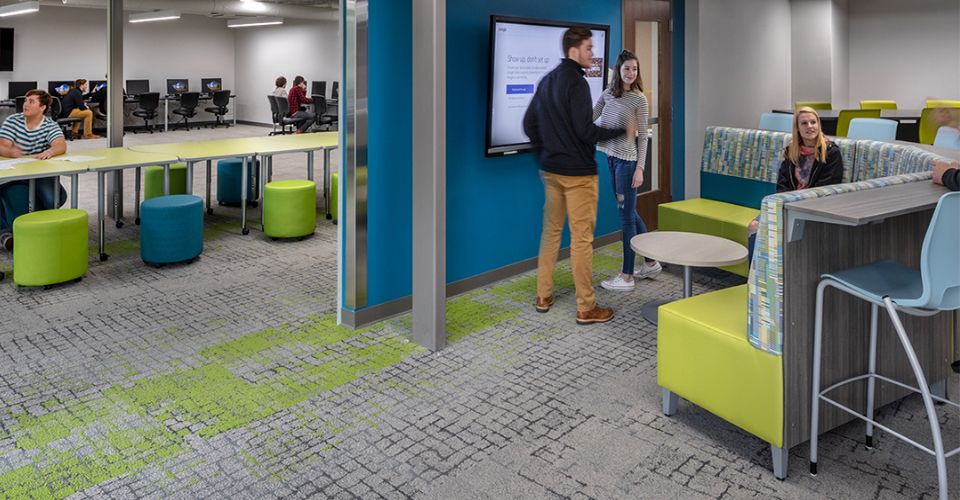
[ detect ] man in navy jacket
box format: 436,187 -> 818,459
523,26 -> 634,325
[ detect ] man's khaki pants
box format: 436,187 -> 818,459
536,171 -> 598,313
68,108 -> 94,137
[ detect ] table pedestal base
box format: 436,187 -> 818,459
641,299 -> 672,325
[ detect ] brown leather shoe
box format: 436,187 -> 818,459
576,305 -> 614,325
535,296 -> 553,313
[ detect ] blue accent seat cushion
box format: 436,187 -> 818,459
217,158 -> 258,205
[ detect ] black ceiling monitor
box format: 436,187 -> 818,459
8,81 -> 36,99
312,81 -> 326,98
331,81 -> 339,100
0,28 -> 13,72
48,80 -> 74,97
166,79 -> 188,95
201,78 -> 222,94
126,79 -> 150,95
485,16 -> 609,156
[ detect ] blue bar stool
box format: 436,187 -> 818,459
809,192 -> 959,500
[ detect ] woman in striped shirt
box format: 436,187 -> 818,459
593,50 -> 661,292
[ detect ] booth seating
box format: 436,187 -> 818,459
216,157 -> 259,206
143,164 -> 188,200
656,127 -> 949,479
263,180 -> 316,239
658,127 -> 857,276
13,209 -> 88,287
139,194 -> 203,266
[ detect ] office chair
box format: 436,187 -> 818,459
312,95 -> 336,131
268,95 -> 297,136
172,92 -> 200,131
204,90 -> 231,129
132,92 -> 160,134
49,96 -> 84,140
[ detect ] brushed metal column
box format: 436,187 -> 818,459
107,0 -> 123,218
412,0 -> 446,351
342,0 -> 369,312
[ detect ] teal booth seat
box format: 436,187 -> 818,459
217,157 -> 259,206
139,194 -> 203,266
143,164 -> 188,200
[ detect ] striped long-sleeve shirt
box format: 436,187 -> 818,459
592,88 -> 649,164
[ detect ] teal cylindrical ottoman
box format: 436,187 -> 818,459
144,164 -> 188,200
13,209 -> 88,287
263,180 -> 316,239
216,157 -> 259,206
140,194 -> 203,266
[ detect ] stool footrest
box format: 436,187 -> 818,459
819,373 -> 960,459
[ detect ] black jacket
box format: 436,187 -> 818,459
522,58 -> 623,176
61,88 -> 87,117
776,141 -> 844,192
942,167 -> 960,191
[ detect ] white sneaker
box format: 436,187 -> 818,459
634,261 -> 662,279
601,274 -> 635,291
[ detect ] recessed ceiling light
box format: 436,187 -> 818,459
0,1 -> 40,17
129,10 -> 181,23
227,16 -> 284,28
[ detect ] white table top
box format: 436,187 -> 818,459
630,231 -> 748,268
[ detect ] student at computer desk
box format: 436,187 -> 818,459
0,89 -> 68,252
287,76 -> 315,134
85,80 -> 108,118
273,76 -> 288,98
62,79 -> 100,139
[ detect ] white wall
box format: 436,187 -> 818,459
683,0 -> 792,198
790,0 -> 833,102
848,0 -> 960,109
233,20 -> 339,124
830,0 -> 849,107
0,6 -> 235,99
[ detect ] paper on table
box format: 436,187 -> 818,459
0,158 -> 35,170
57,155 -> 104,162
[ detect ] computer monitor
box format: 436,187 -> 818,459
201,78 -> 222,95
311,81 -> 326,98
166,79 -> 189,96
48,81 -> 74,98
89,80 -> 107,93
331,81 -> 339,100
126,79 -> 150,96
8,81 -> 37,99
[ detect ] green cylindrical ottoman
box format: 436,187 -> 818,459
263,179 -> 316,239
13,209 -> 88,287
144,163 -> 188,200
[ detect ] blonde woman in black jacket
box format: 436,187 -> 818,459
748,106 -> 844,261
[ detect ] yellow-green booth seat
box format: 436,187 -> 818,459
13,209 -> 88,287
143,163 -> 188,201
925,99 -> 960,108
263,179 -> 316,239
859,100 -> 897,110
835,109 -> 880,137
658,284 -> 786,478
795,101 -> 831,110
658,199 -> 759,277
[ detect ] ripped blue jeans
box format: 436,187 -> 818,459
607,156 -> 651,275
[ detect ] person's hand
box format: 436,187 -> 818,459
35,150 -> 53,160
631,168 -> 644,188
932,159 -> 957,186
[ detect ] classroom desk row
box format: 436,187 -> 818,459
0,132 -> 339,262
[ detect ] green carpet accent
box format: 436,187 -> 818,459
490,243 -> 628,303
0,292 -> 523,498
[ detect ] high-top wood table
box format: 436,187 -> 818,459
630,231 -> 748,324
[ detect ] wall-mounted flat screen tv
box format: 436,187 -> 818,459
485,16 -> 609,156
0,28 -> 14,72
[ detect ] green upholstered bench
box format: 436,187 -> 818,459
659,199 -> 759,276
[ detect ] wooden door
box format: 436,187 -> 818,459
623,0 -> 672,229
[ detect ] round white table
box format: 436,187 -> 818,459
630,231 -> 748,324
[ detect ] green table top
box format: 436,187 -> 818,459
254,132 -> 339,154
76,147 -> 182,171
0,157 -> 89,182
125,132 -> 339,162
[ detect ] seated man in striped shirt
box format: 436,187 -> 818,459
0,89 -> 67,251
